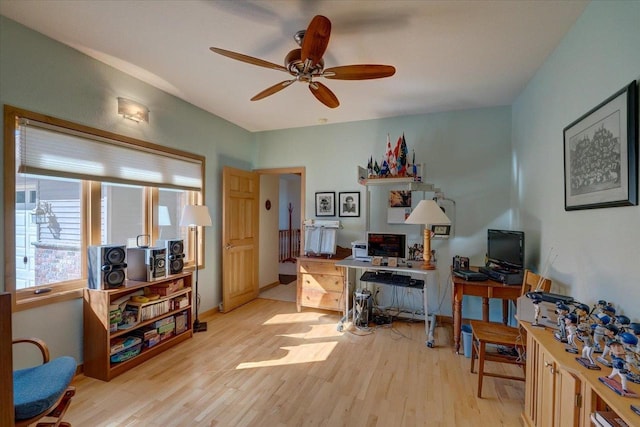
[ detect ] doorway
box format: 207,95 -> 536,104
255,167 -> 305,291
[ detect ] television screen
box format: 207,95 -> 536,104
487,229 -> 524,269
367,232 -> 407,259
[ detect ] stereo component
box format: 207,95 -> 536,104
88,244 -> 127,289
156,239 -> 184,275
127,247 -> 167,282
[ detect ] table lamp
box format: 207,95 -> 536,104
405,199 -> 451,269
180,204 -> 212,333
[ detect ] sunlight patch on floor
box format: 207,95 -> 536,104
262,312 -> 329,325
278,323 -> 343,339
235,342 -> 338,369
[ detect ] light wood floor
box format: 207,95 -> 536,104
65,299 -> 524,426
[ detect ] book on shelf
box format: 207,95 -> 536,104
592,411 -> 629,427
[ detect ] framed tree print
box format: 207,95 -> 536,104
315,192 -> 335,217
564,81 -> 638,210
339,192 -> 360,217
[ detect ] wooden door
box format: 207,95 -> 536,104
222,167 -> 259,312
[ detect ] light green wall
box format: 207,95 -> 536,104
4,0 -> 637,366
0,16 -> 254,365
512,1 -> 640,312
254,107 -> 514,320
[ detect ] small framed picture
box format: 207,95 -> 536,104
389,190 -> 411,207
431,224 -> 451,237
339,191 -> 360,217
315,192 -> 335,217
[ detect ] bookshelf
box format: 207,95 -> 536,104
83,272 -> 193,381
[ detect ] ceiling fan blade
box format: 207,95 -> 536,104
251,80 -> 295,101
301,15 -> 331,69
308,81 -> 339,109
210,47 -> 289,73
323,65 -> 396,80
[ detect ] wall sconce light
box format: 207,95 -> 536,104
117,97 -> 149,123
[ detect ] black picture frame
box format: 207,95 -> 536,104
315,192 -> 335,217
338,192 -> 360,217
564,81 -> 638,210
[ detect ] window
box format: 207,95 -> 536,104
15,175 -> 82,290
101,183 -> 145,245
4,105 -> 205,310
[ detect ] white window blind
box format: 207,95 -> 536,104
17,119 -> 202,191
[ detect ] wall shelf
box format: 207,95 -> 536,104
356,165 -> 440,231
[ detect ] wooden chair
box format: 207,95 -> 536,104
469,269 -> 551,398
1,293 -> 77,426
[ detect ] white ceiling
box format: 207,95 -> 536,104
0,0 -> 588,132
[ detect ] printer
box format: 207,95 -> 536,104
351,241 -> 370,261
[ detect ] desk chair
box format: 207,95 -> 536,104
13,338 -> 77,426
469,269 -> 551,398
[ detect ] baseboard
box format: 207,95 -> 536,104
260,281 -> 281,291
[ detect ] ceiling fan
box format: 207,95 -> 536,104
210,15 -> 396,108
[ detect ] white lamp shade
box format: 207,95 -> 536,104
158,205 -> 171,226
180,205 -> 212,227
405,200 -> 451,226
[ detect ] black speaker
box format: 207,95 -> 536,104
156,239 -> 184,275
88,244 -> 127,289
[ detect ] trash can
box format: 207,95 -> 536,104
461,324 -> 473,358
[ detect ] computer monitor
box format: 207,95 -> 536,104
366,232 -> 407,260
487,229 -> 525,270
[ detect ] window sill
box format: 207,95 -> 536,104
14,288 -> 83,312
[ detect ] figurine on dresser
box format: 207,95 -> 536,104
554,303 -> 571,343
597,324 -> 621,367
575,303 -> 590,326
608,355 -> 631,393
599,348 -> 639,397
564,313 -> 579,354
530,292 -> 545,327
592,313 -> 611,353
576,323 -> 600,369
616,314 -> 631,332
619,332 -> 640,384
629,323 -> 640,355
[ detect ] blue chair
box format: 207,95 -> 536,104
13,337 -> 76,427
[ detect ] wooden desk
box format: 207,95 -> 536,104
451,271 -> 522,354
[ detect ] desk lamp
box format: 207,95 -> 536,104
180,204 -> 212,333
405,200 -> 451,269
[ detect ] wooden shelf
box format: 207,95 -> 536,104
83,271 -> 193,381
357,165 -> 437,191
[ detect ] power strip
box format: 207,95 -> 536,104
394,311 -> 426,321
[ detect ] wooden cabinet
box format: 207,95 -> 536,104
521,321 -> 636,427
83,272 -> 193,381
297,257 -> 345,313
